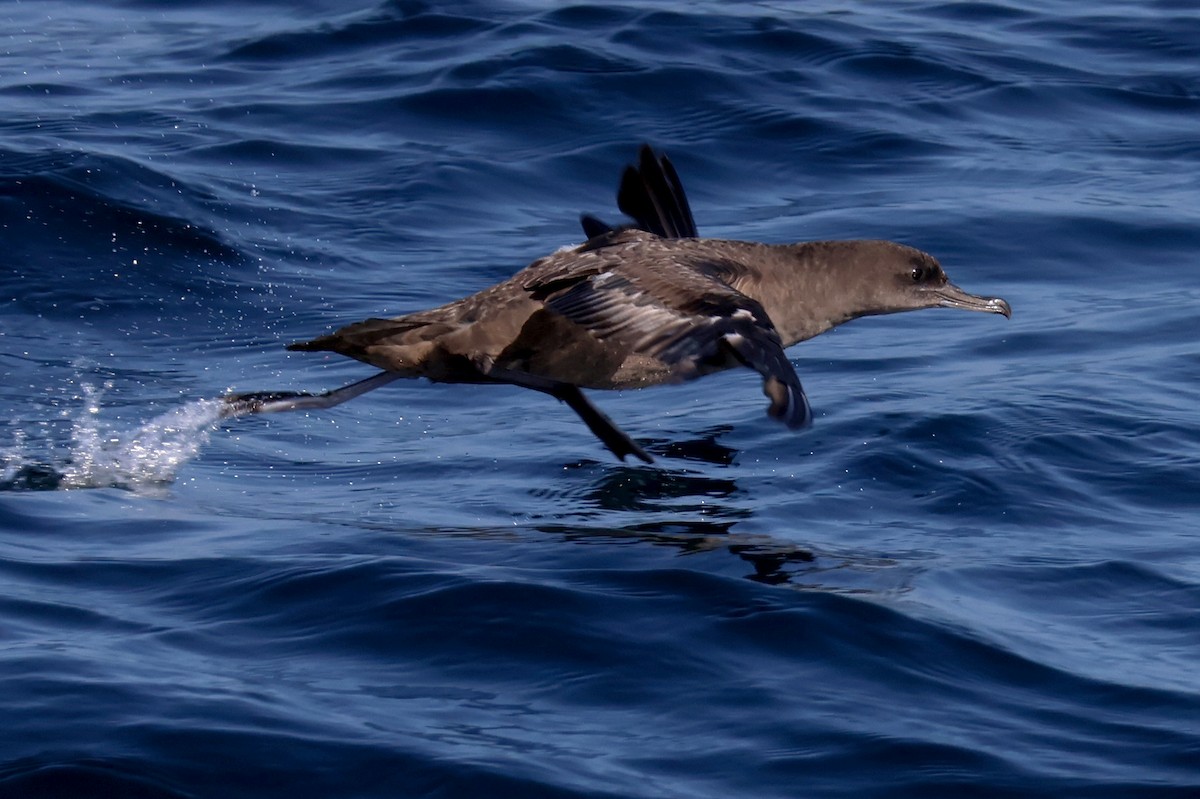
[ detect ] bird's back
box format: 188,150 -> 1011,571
288,231 -> 769,389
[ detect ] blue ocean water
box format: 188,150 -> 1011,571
2,1 -> 1198,796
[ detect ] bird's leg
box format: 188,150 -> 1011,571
222,366 -> 652,464
220,370 -> 404,419
483,366 -> 652,464
547,384 -> 654,464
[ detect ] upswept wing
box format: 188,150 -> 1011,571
580,144 -> 699,240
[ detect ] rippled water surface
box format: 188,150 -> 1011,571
2,2 -> 1198,797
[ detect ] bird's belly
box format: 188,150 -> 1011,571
582,354 -> 676,390
496,346 -> 671,391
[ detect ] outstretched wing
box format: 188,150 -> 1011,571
580,144 -> 699,240
530,262 -> 812,429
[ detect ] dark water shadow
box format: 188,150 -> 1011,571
428,516 -> 908,593
551,425 -> 746,514
533,517 -> 821,585
0,462 -> 65,492
516,425 -> 851,585
0,758 -> 189,799
564,462 -> 743,515
649,424 -> 739,466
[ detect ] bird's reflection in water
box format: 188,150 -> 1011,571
651,425 -> 738,466
530,425 -> 835,585
570,464 -> 743,515
554,426 -> 745,515
533,517 -> 821,586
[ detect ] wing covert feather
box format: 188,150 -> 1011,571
533,259 -> 812,428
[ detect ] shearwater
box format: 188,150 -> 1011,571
223,145 -> 1011,463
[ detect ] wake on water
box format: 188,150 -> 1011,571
0,383 -> 226,493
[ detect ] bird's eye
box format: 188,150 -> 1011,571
910,266 -> 924,282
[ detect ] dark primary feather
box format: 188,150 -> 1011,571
579,214 -> 612,240
579,144 -> 698,240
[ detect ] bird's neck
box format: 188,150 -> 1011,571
747,242 -> 869,347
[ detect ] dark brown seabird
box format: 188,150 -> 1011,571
223,145 -> 1011,463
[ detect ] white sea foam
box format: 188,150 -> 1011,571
1,383 -> 226,493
